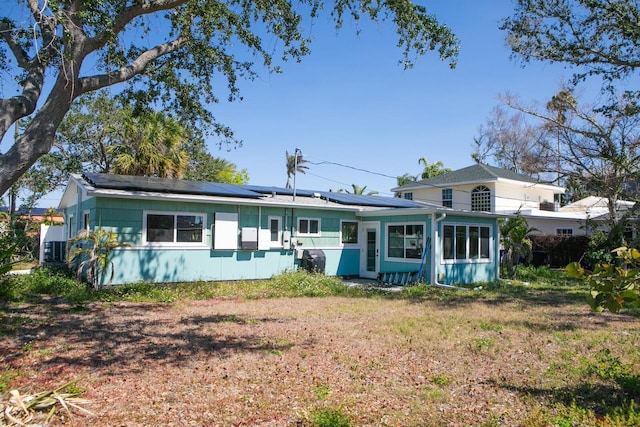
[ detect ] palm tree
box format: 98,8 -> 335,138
109,111 -> 189,178
68,228 -> 130,289
345,184 -> 378,196
418,157 -> 451,180
499,212 -> 538,279
285,150 -> 309,189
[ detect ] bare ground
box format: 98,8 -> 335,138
1,291 -> 639,426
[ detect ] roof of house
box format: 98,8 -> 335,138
392,163 -> 558,190
0,207 -> 62,216
79,172 -> 429,210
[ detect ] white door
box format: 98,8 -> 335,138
359,221 -> 380,279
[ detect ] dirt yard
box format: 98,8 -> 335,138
2,291 -> 639,426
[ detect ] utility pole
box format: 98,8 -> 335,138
293,147 -> 301,202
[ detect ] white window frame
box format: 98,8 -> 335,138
385,222 -> 426,263
67,214 -> 75,239
403,192 -> 413,201
442,222 -> 492,264
556,228 -> 573,236
268,216 -> 282,248
297,217 -> 321,236
471,185 -> 491,212
340,220 -> 359,246
442,188 -> 453,208
142,210 -> 207,248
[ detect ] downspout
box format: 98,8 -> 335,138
431,212 -> 466,290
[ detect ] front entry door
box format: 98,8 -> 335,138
359,221 -> 380,279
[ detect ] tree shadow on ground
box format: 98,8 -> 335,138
496,376 -> 640,417
1,302 -> 300,374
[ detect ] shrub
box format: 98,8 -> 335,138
310,407 -> 351,427
567,246 -> 640,312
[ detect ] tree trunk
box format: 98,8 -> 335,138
0,80 -> 75,195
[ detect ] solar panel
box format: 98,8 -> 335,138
319,192 -> 425,208
241,185 -> 318,197
82,172 -> 262,198
81,172 -> 427,208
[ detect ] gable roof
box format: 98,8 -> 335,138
77,172 -> 427,210
392,163 -> 553,191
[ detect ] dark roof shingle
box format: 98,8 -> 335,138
396,164 -> 542,189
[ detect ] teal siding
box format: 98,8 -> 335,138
364,213 -> 432,279
434,215 -> 499,285
62,193 -> 500,285
66,196 -> 364,284
109,248 -> 297,283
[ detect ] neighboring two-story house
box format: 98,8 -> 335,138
391,163 -> 615,237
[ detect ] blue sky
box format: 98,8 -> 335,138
204,0 -> 577,197
33,0 -> 578,206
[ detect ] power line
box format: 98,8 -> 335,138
304,154 -> 578,207
307,158 -> 399,181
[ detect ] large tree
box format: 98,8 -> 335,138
472,105 -> 554,179
109,111 -> 189,178
0,0 -> 459,196
502,0 -> 640,89
16,91 -> 249,207
501,0 -> 640,239
501,90 -> 640,237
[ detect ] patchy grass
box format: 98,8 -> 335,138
0,267 -> 638,425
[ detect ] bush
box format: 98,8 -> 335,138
0,266 -> 92,305
528,235 -> 589,267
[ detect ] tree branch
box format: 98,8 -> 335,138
77,36 -> 187,94
84,0 -> 188,54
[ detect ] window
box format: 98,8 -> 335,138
144,211 -> 205,245
386,223 -> 424,260
442,189 -> 452,208
82,211 -> 90,231
269,216 -> 282,246
403,192 -> 413,200
341,221 -> 358,244
471,185 -> 491,212
67,214 -> 75,239
298,218 -> 320,236
443,224 -> 491,262
556,228 -> 573,236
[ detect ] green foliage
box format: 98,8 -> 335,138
312,383 -> 331,400
567,247 -> 640,312
0,267 -> 91,305
1,0 -> 459,194
68,229 -> 130,289
499,212 -> 537,279
341,184 -> 378,196
183,143 -> 249,184
109,111 -> 189,178
310,407 -> 351,427
430,374 -> 451,386
589,348 -> 640,395
583,230 -> 617,268
285,150 -> 309,189
502,0 -> 640,87
417,157 -> 450,179
0,238 -> 16,276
